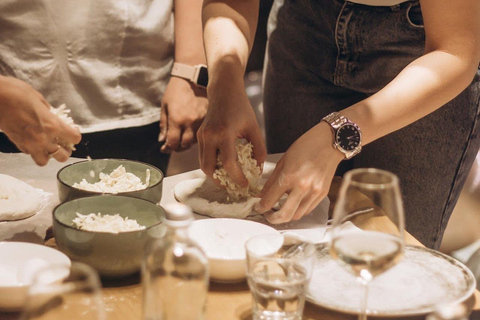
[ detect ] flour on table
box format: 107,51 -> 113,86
0,174 -> 44,221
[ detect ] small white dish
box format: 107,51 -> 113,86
0,241 -> 71,311
188,218 -> 279,283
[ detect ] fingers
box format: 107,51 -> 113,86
263,188 -> 304,224
160,104 -> 196,152
30,149 -> 50,166
200,134 -> 219,179
46,143 -> 71,161
163,128 -> 195,153
290,192 -> 318,221
56,123 -> 81,146
218,140 -> 248,187
29,138 -> 73,166
255,170 -> 288,214
259,160 -> 284,197
180,128 -> 195,150
258,165 -> 329,223
161,122 -> 181,153
198,128 -> 204,168
245,128 -> 267,169
303,194 -> 327,219
50,145 -> 72,162
159,103 -> 167,143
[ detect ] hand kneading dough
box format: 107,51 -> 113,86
0,174 -> 43,221
174,177 -> 262,219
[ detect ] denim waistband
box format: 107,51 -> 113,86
334,0 -> 417,11
347,0 -> 408,6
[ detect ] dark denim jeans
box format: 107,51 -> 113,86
264,0 -> 480,249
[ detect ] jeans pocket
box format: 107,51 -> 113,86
405,2 -> 424,28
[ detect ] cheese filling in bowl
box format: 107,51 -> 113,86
57,159 -> 163,204
53,195 -> 165,277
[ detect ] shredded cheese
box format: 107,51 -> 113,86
50,104 -> 78,151
213,139 -> 262,201
73,165 -> 150,193
72,212 -> 145,233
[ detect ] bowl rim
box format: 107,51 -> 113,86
56,158 -> 164,194
0,241 -> 71,289
52,195 -> 165,234
189,218 -> 280,261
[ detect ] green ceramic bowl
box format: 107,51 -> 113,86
53,195 -> 166,277
57,159 -> 163,204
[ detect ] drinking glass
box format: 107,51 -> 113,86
329,168 -> 405,320
245,233 -> 316,320
21,262 -> 106,320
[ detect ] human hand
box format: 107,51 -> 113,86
0,77 -> 81,166
159,77 -> 208,153
197,80 -> 266,187
255,122 -> 344,223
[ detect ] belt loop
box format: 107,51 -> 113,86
390,4 -> 401,11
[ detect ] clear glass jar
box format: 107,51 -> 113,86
142,203 -> 209,320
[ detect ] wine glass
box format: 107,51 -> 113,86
21,262 -> 106,320
329,168 -> 405,320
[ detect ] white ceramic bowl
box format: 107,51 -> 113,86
0,242 -> 71,311
188,218 -> 279,283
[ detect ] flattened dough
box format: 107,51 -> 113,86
174,177 -> 261,219
0,174 -> 43,221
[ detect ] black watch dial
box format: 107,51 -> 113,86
336,124 -> 361,151
196,66 -> 209,87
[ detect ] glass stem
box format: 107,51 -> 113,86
358,277 -> 370,320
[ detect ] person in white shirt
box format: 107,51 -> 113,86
0,0 -> 207,174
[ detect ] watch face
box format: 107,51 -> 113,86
336,124 -> 361,151
197,66 -> 209,87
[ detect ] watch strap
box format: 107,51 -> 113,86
171,62 -> 208,87
322,112 -> 349,130
171,62 -> 196,82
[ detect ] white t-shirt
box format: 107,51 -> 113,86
0,0 -> 174,133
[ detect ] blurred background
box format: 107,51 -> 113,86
166,0 -> 480,285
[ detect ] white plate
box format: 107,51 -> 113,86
307,245 -> 476,316
0,241 -> 71,311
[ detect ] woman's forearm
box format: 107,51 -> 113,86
202,0 -> 259,89
343,51 -> 479,145
174,0 -> 206,65
341,0 -> 480,146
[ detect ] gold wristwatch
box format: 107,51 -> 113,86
322,112 -> 362,159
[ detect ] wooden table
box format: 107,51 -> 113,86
2,166 -> 479,320
50,178 -> 480,320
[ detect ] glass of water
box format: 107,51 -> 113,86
245,233 -> 315,320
